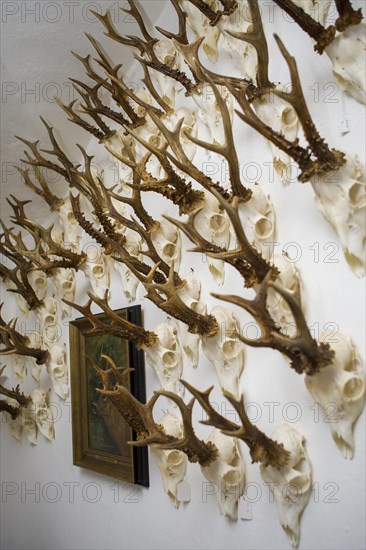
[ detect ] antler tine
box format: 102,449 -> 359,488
185,0 -> 238,26
39,116 -> 75,173
121,0 -> 156,43
153,388 -> 218,465
17,166 -> 64,212
54,97 -> 106,141
212,270 -> 335,375
89,9 -> 145,53
145,110 -> 230,199
273,34 -> 345,175
100,354 -> 132,386
139,63 -> 174,114
16,135 -> 69,179
156,0 -> 189,44
272,0 -> 336,54
0,307 -> 50,365
144,261 -> 219,336
0,381 -> 31,408
226,0 -> 273,96
181,379 -> 290,469
334,0 -> 363,31
65,291 -> 158,348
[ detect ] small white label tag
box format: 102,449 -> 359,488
339,118 -> 351,134
239,498 -> 252,520
177,481 -> 191,502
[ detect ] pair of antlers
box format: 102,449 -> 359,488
87,355 -> 290,469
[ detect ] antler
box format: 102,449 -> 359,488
0,364 -> 31,419
212,271 -> 335,375
184,0 -> 238,26
123,261 -> 219,336
225,0 -> 273,98
6,196 -> 86,273
334,0 -> 363,31
272,0 -> 336,53
164,185 -> 277,288
0,306 -> 50,365
64,291 -> 158,349
181,380 -> 290,468
0,222 -> 43,311
87,355 -> 218,466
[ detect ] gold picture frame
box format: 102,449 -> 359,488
69,305 -> 149,486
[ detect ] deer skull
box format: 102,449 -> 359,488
151,412 -> 188,507
153,39 -> 180,109
151,219 -> 182,271
58,195 -> 82,251
266,254 -> 302,335
144,321 -> 183,395
113,233 -> 142,302
194,84 -> 234,146
260,424 -> 312,548
177,272 -> 205,368
201,429 -> 245,521
81,246 -> 110,298
29,387 -> 54,442
305,331 -> 365,459
254,94 -> 299,184
4,398 -> 23,443
238,185 -> 276,260
182,0 -> 220,63
311,153 -> 366,277
51,268 -> 76,318
201,306 -> 245,399
195,191 -> 231,285
36,297 -> 59,348
45,344 -> 68,400
325,23 -> 366,105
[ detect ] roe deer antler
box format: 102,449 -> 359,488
64,291 -> 158,348
213,271 -> 335,375
87,354 -> 218,466
334,0 -> 363,31
272,0 -> 336,53
0,365 -> 31,418
184,0 -> 238,26
0,306 -> 50,365
164,185 -> 277,288
181,380 -> 290,468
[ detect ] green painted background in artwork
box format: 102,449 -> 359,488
84,333 -> 131,457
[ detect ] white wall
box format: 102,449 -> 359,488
1,2 -> 365,549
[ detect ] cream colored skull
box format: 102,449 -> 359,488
260,424 -> 312,548
201,429 -> 245,520
151,219 -> 182,271
11,354 -> 27,381
182,0 -> 220,63
58,195 -> 82,251
311,153 -> 366,277
113,232 -> 142,302
27,331 -> 44,383
194,84 -> 234,146
153,39 -> 180,109
81,247 -> 110,298
151,412 -> 188,508
266,254 -> 302,335
195,191 -> 231,285
325,23 -> 366,105
46,344 -> 68,400
144,322 -> 183,395
201,306 -> 245,399
28,270 -> 48,301
51,268 -> 76,318
4,398 -> 23,443
255,93 -> 299,184
305,331 -> 365,459
36,297 -> 59,348
177,272 -> 205,368
239,185 -> 276,259
220,2 -> 257,79
29,388 -> 54,442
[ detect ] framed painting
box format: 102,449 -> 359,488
69,305 -> 149,487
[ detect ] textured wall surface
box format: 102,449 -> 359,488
1,1 -> 365,549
